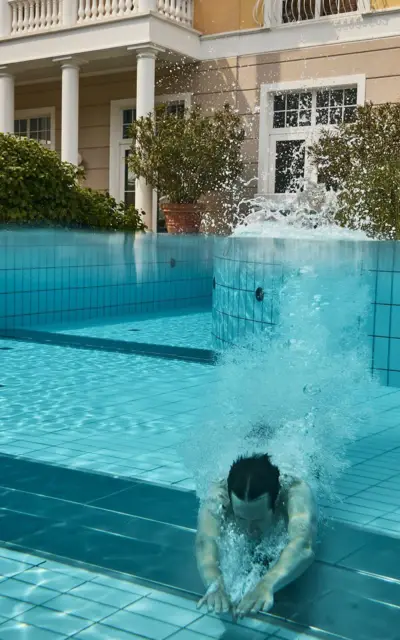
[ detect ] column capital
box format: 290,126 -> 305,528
52,56 -> 87,69
127,44 -> 164,59
0,66 -> 13,78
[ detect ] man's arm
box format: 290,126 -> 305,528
261,480 -> 317,594
195,503 -> 223,588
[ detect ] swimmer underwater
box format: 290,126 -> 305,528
195,453 -> 317,620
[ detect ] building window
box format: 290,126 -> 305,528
269,84 -> 358,194
14,116 -> 52,147
121,100 -> 185,140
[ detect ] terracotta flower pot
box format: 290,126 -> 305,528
161,203 -> 203,234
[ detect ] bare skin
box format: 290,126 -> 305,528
195,477 -> 317,620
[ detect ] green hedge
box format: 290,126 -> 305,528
0,133 -> 146,232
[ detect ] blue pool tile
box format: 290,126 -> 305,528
392,272 -> 400,305
374,304 -> 391,337
69,582 -> 143,608
0,579 -> 58,605
102,610 -> 179,639
0,620 -> 66,640
390,305 -> 400,338
15,607 -> 91,635
165,631 -> 213,640
0,596 -> 34,618
373,337 -> 389,370
17,568 -> 87,592
126,598 -> 201,626
0,557 -> 32,578
44,593 -> 118,621
388,371 -> 400,388
75,623 -> 146,639
389,338 -> 400,371
0,548 -> 42,566
376,271 -> 393,304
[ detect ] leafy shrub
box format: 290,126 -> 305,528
0,134 -> 146,231
309,103 -> 400,239
128,104 -> 245,204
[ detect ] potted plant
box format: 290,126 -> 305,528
128,104 -> 245,234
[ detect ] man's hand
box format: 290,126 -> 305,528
197,578 -> 231,615
235,580 -> 274,619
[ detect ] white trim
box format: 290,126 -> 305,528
109,93 -> 192,229
258,74 -> 366,195
200,11 -> 400,60
14,106 -> 56,151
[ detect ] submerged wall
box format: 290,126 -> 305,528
0,229 -> 213,330
212,238 -> 400,388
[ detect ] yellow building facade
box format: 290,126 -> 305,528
1,0 -> 400,230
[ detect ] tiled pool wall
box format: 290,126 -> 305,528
212,239 -> 400,388
0,229 -> 213,329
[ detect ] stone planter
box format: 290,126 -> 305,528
161,203 -> 203,234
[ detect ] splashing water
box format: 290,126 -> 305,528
180,191 -> 380,600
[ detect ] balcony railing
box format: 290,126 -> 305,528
6,0 -> 193,36
265,0 -> 370,25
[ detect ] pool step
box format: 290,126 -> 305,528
0,454 -> 399,640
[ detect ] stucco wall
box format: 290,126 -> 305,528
13,35 -> 400,205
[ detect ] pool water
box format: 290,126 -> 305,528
47,308 -> 213,351
2,308 -> 400,639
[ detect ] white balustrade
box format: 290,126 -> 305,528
9,0 -> 61,34
156,0 -> 193,25
76,0 -> 138,21
6,0 -> 193,36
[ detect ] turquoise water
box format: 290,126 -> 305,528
46,308 -> 212,350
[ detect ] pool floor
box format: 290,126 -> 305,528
1,308 -> 400,638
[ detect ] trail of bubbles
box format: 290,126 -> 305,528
180,241 -> 379,507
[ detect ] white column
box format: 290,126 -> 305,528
0,71 -> 14,134
0,0 -> 11,37
135,48 -> 156,231
138,0 -> 157,11
61,62 -> 80,165
62,0 -> 78,27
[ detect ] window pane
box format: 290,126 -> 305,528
316,90 -> 329,108
275,140 -> 305,194
122,108 -> 136,139
287,93 -> 299,111
30,118 -> 39,134
299,92 -> 312,109
273,111 -> 285,128
299,110 -> 311,126
329,107 -> 343,125
166,101 -> 185,117
274,94 -> 285,112
330,89 -> 344,107
286,111 -> 298,127
344,87 -> 357,105
14,119 -> 27,136
343,106 -> 356,123
124,149 -> 135,206
316,108 -> 329,125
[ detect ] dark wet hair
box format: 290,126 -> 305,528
227,454 -> 281,510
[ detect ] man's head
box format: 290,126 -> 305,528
227,454 -> 280,538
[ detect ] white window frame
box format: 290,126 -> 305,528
14,107 -> 56,151
258,75 -> 366,197
109,93 -> 192,230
